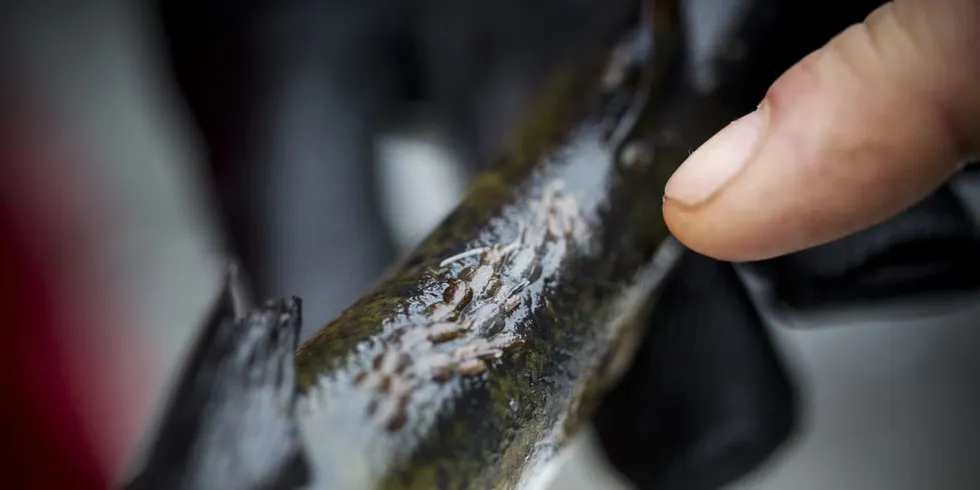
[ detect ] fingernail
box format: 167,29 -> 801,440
665,106 -> 768,205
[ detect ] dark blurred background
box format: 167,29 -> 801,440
2,0 -> 980,488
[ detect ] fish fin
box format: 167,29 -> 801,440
748,183 -> 980,311
125,262 -> 310,490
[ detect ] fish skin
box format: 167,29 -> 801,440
128,0 -> 836,487
287,2 -> 721,488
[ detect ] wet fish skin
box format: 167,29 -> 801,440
124,2 -> 692,488
129,0 -> 812,487
128,0 -> 788,487
288,2 -> 710,489
593,252 -> 798,490
747,185 -> 980,311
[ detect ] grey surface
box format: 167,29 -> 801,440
8,1 -> 980,489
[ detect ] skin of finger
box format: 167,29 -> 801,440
664,0 -> 980,262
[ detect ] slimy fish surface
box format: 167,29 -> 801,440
291,3 -> 690,489
126,0 -> 777,488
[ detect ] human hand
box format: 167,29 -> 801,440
663,0 -> 980,262
591,2 -> 980,488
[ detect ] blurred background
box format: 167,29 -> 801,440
2,0 -> 980,488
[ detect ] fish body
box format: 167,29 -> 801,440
129,0 -> 783,488
291,3 -> 694,489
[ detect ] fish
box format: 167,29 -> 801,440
127,0 -> 794,488
288,1 -> 707,488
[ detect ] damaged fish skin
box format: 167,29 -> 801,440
124,0 -> 788,487
290,2 -> 700,489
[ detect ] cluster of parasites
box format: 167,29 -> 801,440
355,181 -> 583,431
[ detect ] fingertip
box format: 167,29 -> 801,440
663,198 -> 764,262
662,0 -> 976,262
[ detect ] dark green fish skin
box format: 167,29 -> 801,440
290,1 -> 757,489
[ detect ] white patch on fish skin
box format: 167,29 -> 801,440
341,178 -> 587,433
